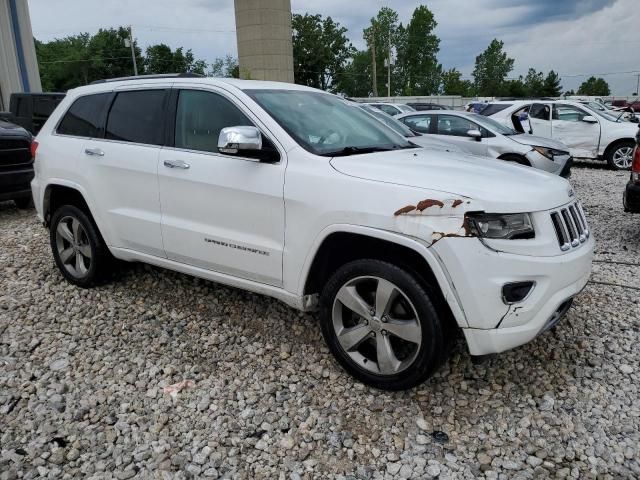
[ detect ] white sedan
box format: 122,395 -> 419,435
396,110 -> 573,177
484,100 -> 638,170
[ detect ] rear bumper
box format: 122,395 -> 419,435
623,179 -> 640,213
0,167 -> 34,201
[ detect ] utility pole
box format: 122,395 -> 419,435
128,26 -> 138,76
635,73 -> 640,96
387,27 -> 391,98
368,26 -> 378,97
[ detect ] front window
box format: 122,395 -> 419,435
247,90 -> 413,156
467,113 -> 517,136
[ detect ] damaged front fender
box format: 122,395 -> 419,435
393,198 -> 475,245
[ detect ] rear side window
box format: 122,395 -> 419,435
174,90 -> 253,153
57,93 -> 112,138
480,104 -> 512,116
105,90 -> 166,145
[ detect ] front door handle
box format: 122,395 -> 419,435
84,148 -> 104,157
163,160 -> 190,169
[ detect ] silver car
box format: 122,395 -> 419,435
355,103 -> 469,154
396,110 -> 573,177
365,102 -> 415,117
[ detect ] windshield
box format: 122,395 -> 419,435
359,104 -> 416,137
580,103 -> 621,122
468,113 -> 518,135
397,104 -> 416,113
247,90 -> 413,155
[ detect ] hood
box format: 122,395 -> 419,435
410,135 -> 469,154
510,134 -> 569,151
330,148 -> 573,213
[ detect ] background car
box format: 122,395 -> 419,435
484,100 -> 638,170
364,102 -> 415,116
405,102 -> 446,111
623,126 -> 640,213
396,110 -> 572,176
355,103 -> 468,153
0,119 -> 34,208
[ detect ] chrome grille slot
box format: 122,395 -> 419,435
550,201 -> 589,252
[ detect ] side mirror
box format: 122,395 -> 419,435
582,115 -> 598,124
218,126 -> 262,154
467,129 -> 482,141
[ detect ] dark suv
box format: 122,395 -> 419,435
0,120 -> 34,208
623,125 -> 640,213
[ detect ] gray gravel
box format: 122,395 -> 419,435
1,163 -> 639,479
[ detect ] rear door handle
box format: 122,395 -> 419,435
163,160 -> 190,169
84,148 -> 104,157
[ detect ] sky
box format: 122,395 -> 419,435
27,0 -> 640,96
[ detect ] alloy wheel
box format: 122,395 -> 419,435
613,146 -> 634,169
331,276 -> 422,376
55,216 -> 92,278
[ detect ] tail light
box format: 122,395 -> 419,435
30,140 -> 39,160
632,145 -> 640,183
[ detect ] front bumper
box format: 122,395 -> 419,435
0,167 -> 34,201
623,179 -> 640,213
431,235 -> 594,356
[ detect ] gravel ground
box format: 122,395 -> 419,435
1,164 -> 639,480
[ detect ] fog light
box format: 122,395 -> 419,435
502,281 -> 535,304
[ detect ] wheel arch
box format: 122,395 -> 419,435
299,225 -> 468,330
498,152 -> 531,166
42,181 -> 111,245
603,137 -> 635,159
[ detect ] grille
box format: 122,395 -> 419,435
0,138 -> 31,167
550,202 -> 589,251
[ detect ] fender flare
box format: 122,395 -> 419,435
296,223 -> 469,328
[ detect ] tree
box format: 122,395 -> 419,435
144,44 -> 206,75
504,78 -> 527,98
292,13 -> 354,91
209,55 -> 238,78
36,27 -> 144,90
363,7 -> 400,96
542,70 -> 562,97
395,5 -> 441,96
441,68 -> 472,96
472,39 -> 514,96
577,76 -> 611,96
523,68 -> 544,97
333,50 -> 372,97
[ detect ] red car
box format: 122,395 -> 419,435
623,126 -> 640,213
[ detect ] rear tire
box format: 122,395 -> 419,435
319,259 -> 448,390
49,205 -> 111,287
606,140 -> 635,170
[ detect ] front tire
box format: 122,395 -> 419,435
50,205 -> 110,287
319,259 -> 448,390
606,140 -> 635,170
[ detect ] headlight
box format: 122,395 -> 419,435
466,213 -> 535,239
532,146 -> 568,160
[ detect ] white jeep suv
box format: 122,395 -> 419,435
31,75 -> 594,390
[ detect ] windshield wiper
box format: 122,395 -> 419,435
321,145 -> 405,157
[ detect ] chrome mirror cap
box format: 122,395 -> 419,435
218,126 -> 262,154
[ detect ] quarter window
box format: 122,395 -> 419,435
57,93 -> 112,138
174,90 -> 253,153
105,90 -> 166,145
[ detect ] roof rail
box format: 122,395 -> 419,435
89,73 -> 205,85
